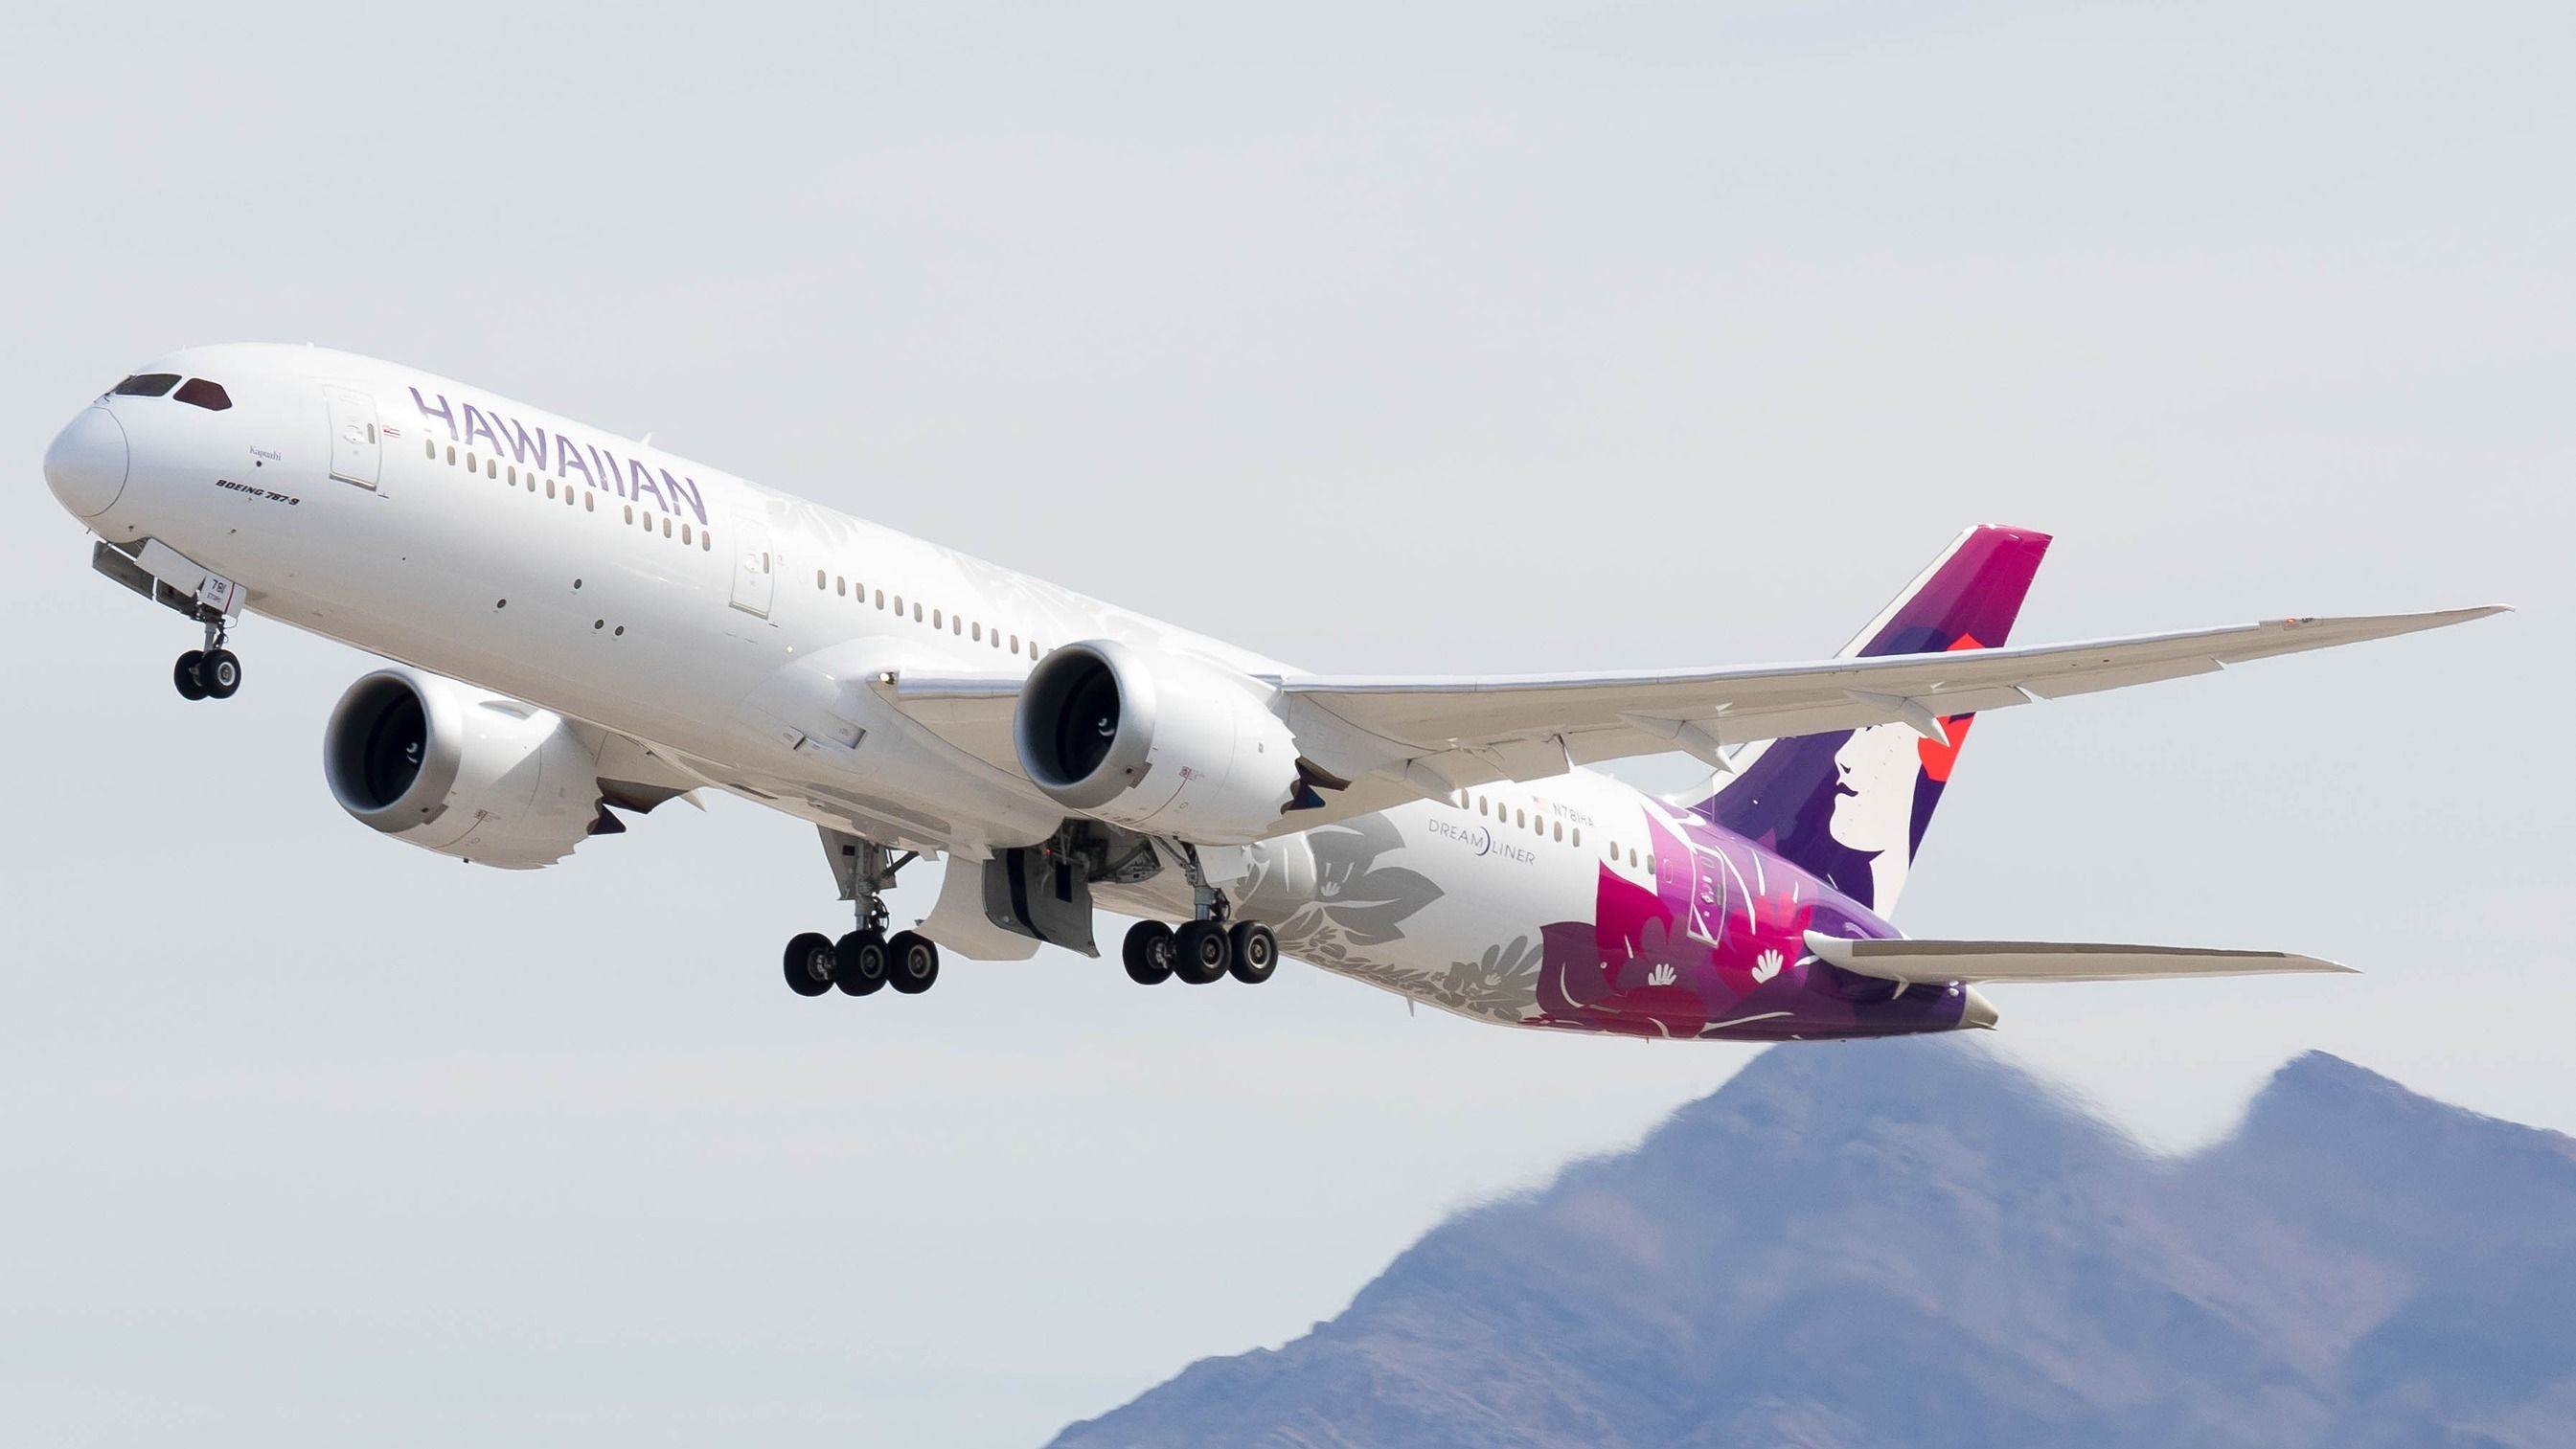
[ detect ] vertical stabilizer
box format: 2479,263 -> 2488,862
1696,525 -> 2050,916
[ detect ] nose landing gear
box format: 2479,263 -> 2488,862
174,611 -> 241,701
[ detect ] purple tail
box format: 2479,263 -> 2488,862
1695,524 -> 2052,917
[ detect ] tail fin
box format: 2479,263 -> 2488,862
1696,524 -> 2051,917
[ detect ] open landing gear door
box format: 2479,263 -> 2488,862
325,385 -> 380,489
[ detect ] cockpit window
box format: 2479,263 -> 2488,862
174,378 -> 233,412
111,374 -> 180,397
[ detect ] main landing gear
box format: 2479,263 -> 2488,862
1120,849 -> 1278,987
1120,918 -> 1278,985
782,926 -> 940,999
783,832 -> 942,1001
173,612 -> 241,701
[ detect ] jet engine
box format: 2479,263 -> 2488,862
1014,640 -> 1301,844
323,667 -> 609,869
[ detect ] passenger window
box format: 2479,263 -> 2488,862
112,374 -> 181,397
546,479 -> 557,498
424,441 -> 436,460
173,378 -> 233,410
1553,821 -> 1563,842
816,569 -> 827,589
971,623 -> 982,642
507,466 -> 517,485
584,492 -> 595,510
1010,633 -> 1020,653
643,511 -> 654,532
912,603 -> 923,623
953,616 -> 963,635
835,576 -> 846,597
874,590 -> 885,609
932,608 -> 943,629
489,459 -> 499,480
682,524 -> 692,544
1516,809 -> 1526,829
447,446 -> 457,464
701,531 -> 713,552
624,505 -> 634,524
893,595 -> 904,615
466,452 -> 477,471
662,518 -> 672,537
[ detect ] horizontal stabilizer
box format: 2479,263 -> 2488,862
1803,932 -> 2354,985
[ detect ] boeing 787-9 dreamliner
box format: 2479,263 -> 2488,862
40,347 -> 2502,1038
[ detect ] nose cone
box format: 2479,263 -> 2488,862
45,405 -> 129,519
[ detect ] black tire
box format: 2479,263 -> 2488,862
1172,920 -> 1231,985
1122,920 -> 1174,985
173,650 -> 209,701
1228,921 -> 1279,984
200,647 -> 240,699
834,929 -> 888,996
887,930 -> 940,994
783,931 -> 835,997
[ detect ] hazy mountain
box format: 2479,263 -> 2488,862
1050,1042 -> 2576,1449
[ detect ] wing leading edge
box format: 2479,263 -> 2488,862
1804,932 -> 2355,985
1276,605 -> 2505,790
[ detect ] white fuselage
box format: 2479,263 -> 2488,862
53,344 -> 1688,1028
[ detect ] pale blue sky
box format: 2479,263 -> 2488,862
4,2 -> 2568,1444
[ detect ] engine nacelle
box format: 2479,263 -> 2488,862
324,667 -> 606,869
1014,640 -> 1301,844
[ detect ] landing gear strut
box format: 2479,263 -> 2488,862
784,831 -> 941,1001
174,611 -> 241,701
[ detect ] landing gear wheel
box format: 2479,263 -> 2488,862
1172,920 -> 1232,985
1227,922 -> 1278,984
783,931 -> 835,997
173,651 -> 209,701
1122,920 -> 1175,985
887,930 -> 940,994
200,647 -> 241,699
834,929 -> 888,996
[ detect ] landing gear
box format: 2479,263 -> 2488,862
1122,920 -> 1175,985
1124,842 -> 1281,988
1228,921 -> 1278,984
200,647 -> 240,699
784,831 -> 943,1001
784,932 -> 836,997
175,612 -> 242,701
833,930 -> 888,996
887,930 -> 940,994
1172,919 -> 1232,985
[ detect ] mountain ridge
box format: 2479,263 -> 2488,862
1051,1044 -> 2576,1449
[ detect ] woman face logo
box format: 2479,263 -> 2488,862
1828,723 -> 1921,901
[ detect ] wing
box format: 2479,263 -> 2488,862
874,604 -> 2500,839
1804,932 -> 2354,985
1274,606 -> 2504,792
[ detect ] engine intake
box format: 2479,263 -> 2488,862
1014,640 -> 1300,844
324,667 -> 607,869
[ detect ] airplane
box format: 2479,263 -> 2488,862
40,345 -> 2502,1039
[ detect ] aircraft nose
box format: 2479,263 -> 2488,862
44,405 -> 129,519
